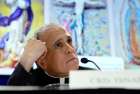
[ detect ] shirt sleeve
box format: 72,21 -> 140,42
7,63 -> 34,86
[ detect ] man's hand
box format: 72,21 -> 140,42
19,39 -> 47,72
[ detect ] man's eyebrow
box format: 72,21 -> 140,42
52,35 -> 72,46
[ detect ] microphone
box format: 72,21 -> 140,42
81,58 -> 101,70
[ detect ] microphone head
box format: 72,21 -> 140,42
81,58 -> 89,64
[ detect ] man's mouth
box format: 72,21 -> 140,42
66,58 -> 78,63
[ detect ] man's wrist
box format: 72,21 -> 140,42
18,56 -> 33,72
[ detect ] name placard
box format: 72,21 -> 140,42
69,70 -> 140,89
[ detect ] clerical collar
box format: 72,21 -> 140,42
44,71 -> 66,85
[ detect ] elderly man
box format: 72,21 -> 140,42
7,24 -> 92,86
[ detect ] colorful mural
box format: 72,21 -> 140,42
0,0 -> 44,68
115,0 -> 140,64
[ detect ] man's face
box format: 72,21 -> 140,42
38,26 -> 79,77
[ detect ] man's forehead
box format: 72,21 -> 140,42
42,27 -> 69,38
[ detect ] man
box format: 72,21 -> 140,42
7,24 -> 92,86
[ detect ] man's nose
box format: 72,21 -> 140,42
64,43 -> 74,54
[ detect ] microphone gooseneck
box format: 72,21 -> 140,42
81,58 -> 101,70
